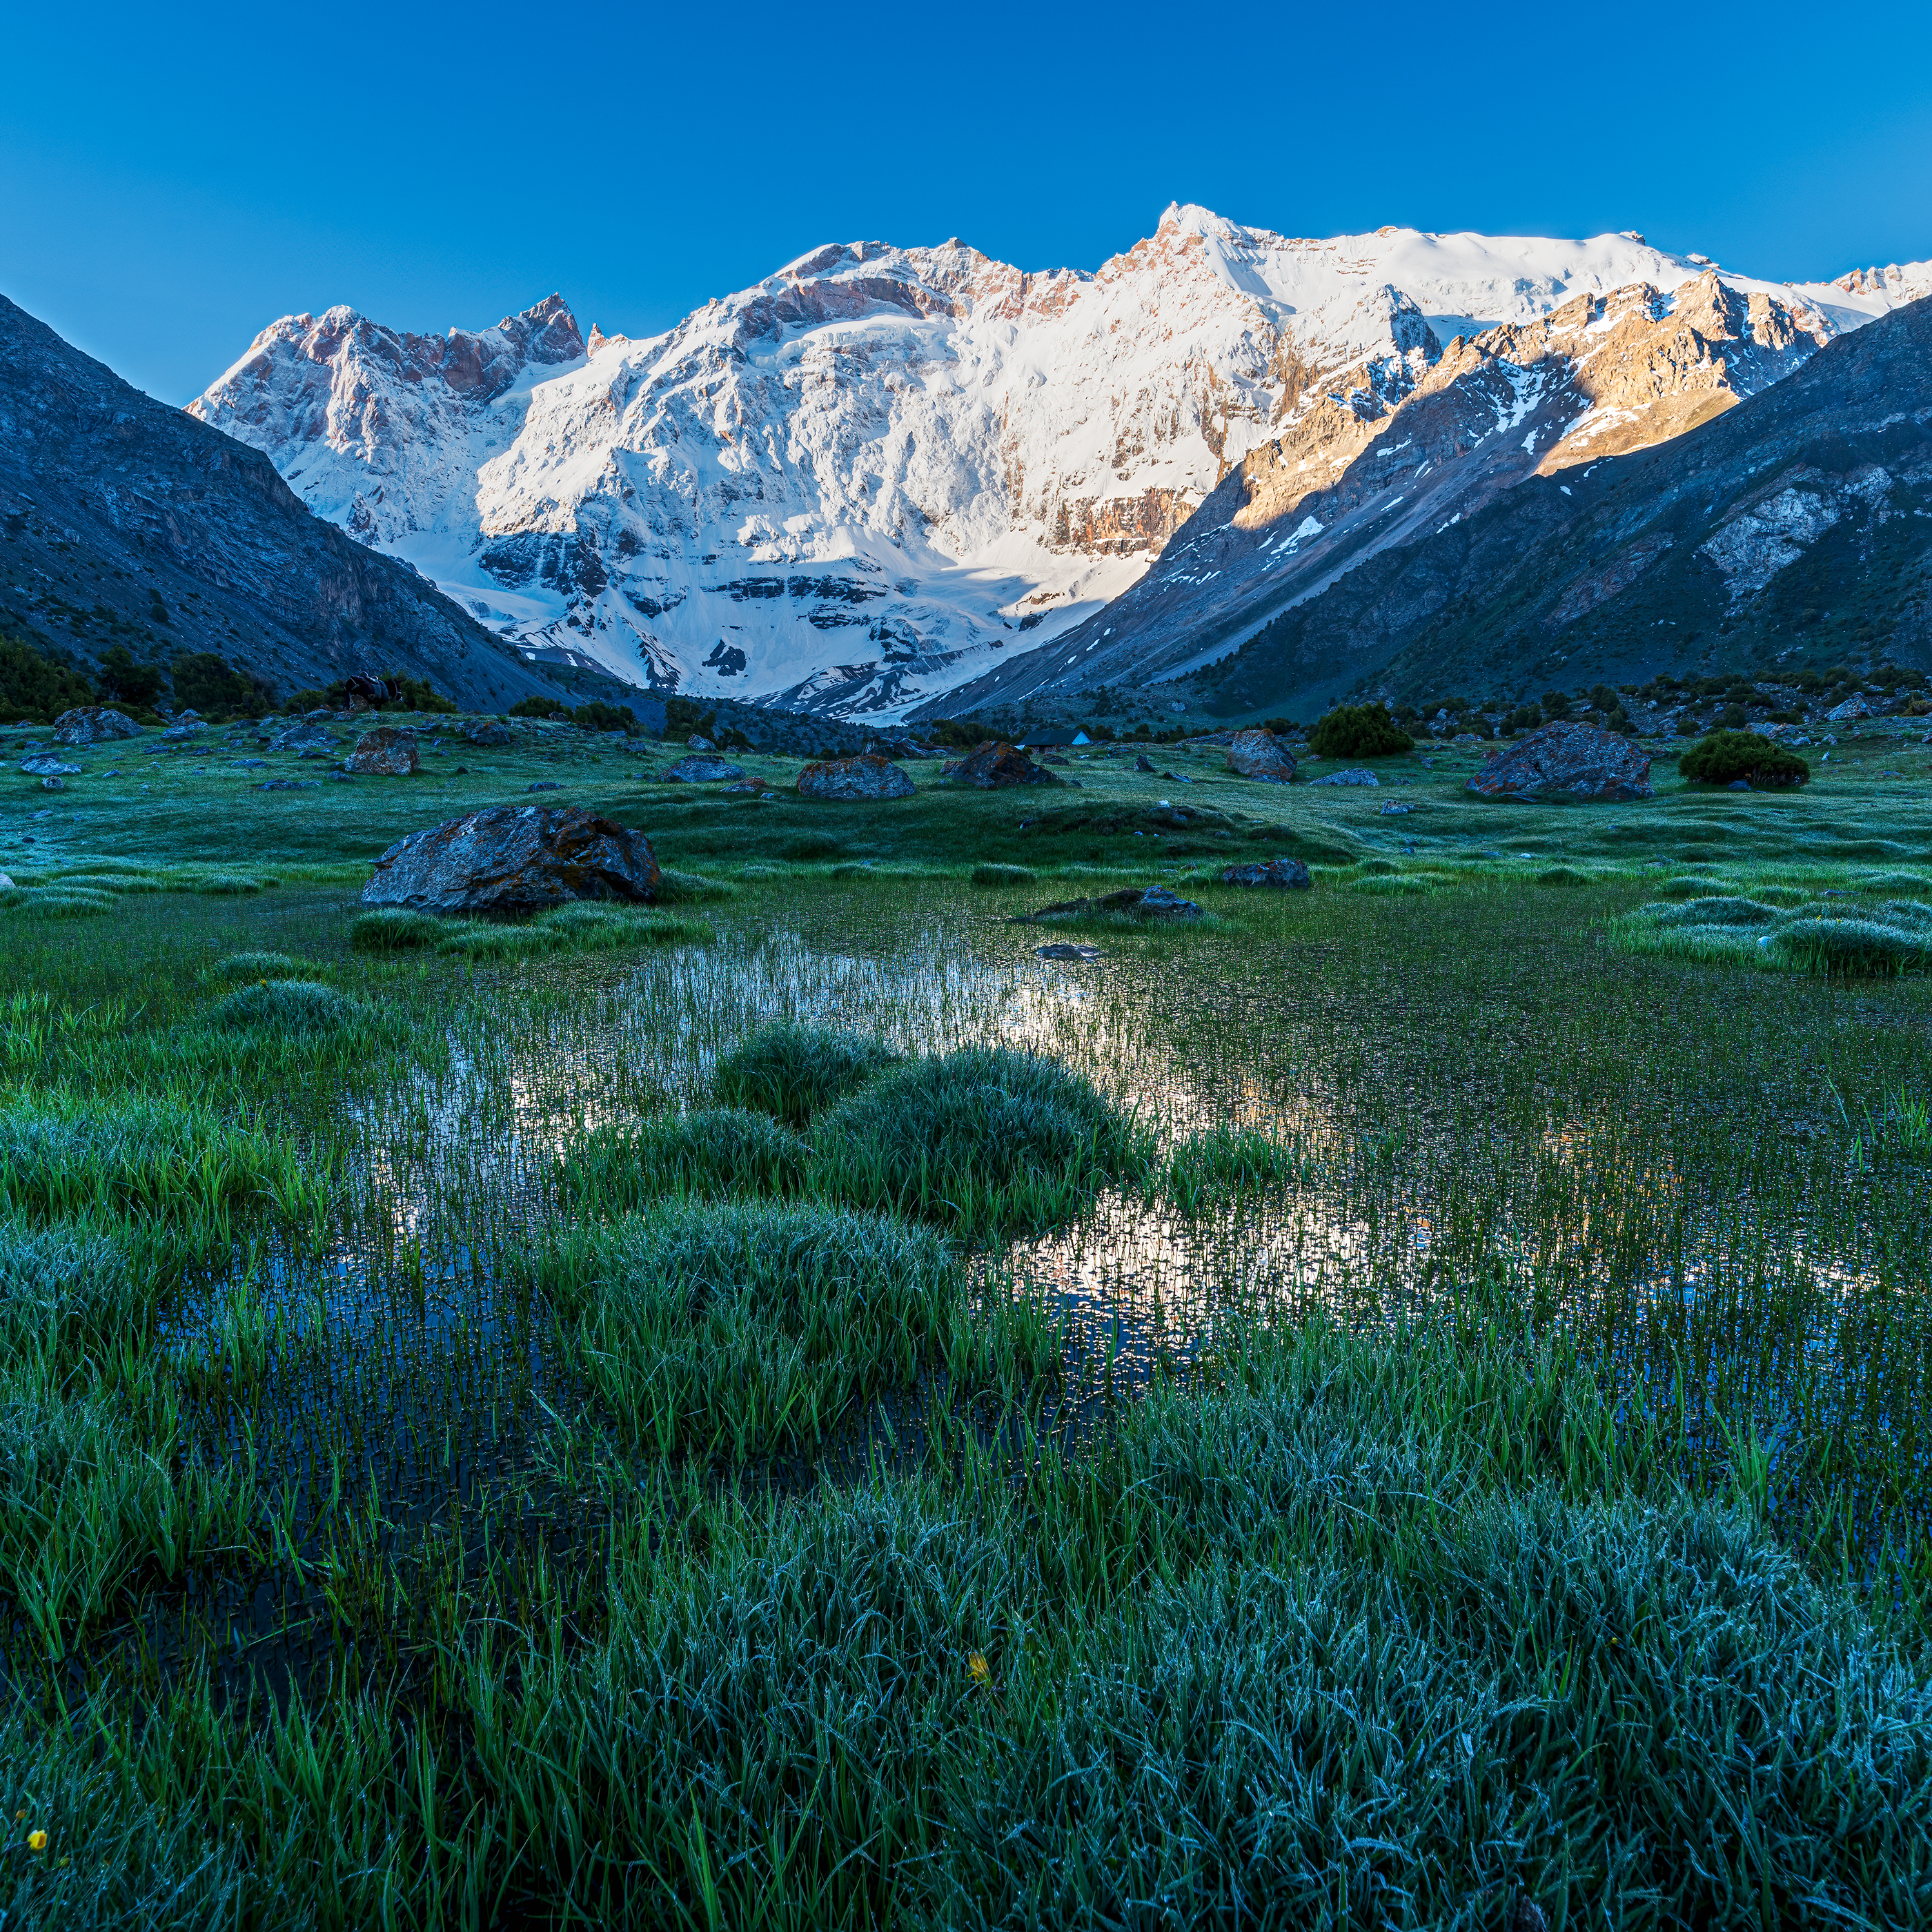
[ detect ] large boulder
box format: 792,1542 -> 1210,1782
270,720 -> 338,753
21,754 -> 81,777
1308,768 -> 1379,787
348,727 -> 420,776
947,741 -> 1057,789
797,753 -> 916,800
362,805 -> 660,914
665,754 -> 744,783
1222,857 -> 1312,889
455,718 -> 513,748
1467,722 -> 1654,802
1225,727 -> 1296,784
52,706 -> 139,747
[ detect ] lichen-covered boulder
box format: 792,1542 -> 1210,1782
1225,728 -> 1296,784
798,754 -> 916,800
270,720 -> 337,753
362,805 -> 660,914
664,755 -> 744,783
946,741 -> 1057,789
52,707 -> 139,747
1467,722 -> 1654,802
348,727 -> 420,777
455,718 -> 513,747
21,755 -> 81,778
1308,768 -> 1379,787
1222,858 -> 1312,889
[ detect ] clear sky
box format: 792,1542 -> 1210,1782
6,1 -> 1931,404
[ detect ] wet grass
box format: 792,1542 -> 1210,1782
2,729 -> 1932,1922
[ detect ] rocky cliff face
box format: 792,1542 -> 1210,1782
1189,294 -> 1932,713
188,208 -> 1931,720
0,294 -> 570,711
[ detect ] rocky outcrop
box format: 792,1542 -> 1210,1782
945,742 -> 1056,789
52,707 -> 139,747
348,727 -> 420,776
796,754 -> 916,800
1222,858 -> 1312,889
363,805 -> 660,913
1224,728 -> 1296,783
1467,723 -> 1654,802
664,754 -> 745,782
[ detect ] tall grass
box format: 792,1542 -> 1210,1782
713,1021 -> 898,1127
557,1107 -> 808,1212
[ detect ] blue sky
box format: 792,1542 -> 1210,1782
6,1 -> 1930,404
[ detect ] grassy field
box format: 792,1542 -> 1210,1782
1,713 -> 1930,1926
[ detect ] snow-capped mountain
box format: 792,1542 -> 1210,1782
189,206 -> 1932,720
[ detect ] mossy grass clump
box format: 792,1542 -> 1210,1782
1537,865 -> 1590,887
1644,896 -> 1782,929
1346,873 -> 1431,896
714,1023 -> 898,1130
811,1045 -> 1150,1234
1679,730 -> 1810,788
653,869 -> 735,903
780,832 -> 843,862
433,924 -> 562,962
0,1218 -> 138,1352
1307,701 -> 1414,759
558,1107 -> 808,1214
971,862 -> 1035,887
211,980 -> 363,1035
189,873 -> 268,896
0,1095 -> 304,1225
1768,918 -> 1932,977
209,951 -> 310,984
8,887 -> 117,918
349,907 -> 447,950
542,1200 -> 966,1458
536,903 -> 714,948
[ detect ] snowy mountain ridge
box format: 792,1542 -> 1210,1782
189,206 -> 1932,720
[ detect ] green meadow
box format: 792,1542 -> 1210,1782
2,713 -> 1931,1927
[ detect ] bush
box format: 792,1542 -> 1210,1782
349,907 -> 446,950
169,651 -> 274,720
97,644 -> 164,708
714,1023 -> 897,1129
571,701 -> 635,733
1679,731 -> 1809,788
972,863 -> 1035,887
1768,918 -> 1932,976
380,676 -> 457,714
508,696 -> 569,720
1307,702 -> 1414,759
0,634 -> 95,724
540,1201 -> 965,1457
557,1108 -> 809,1214
811,1045 -> 1149,1233
211,980 -> 362,1034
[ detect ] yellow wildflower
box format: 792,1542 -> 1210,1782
28,1830 -> 46,1852
967,1650 -> 990,1686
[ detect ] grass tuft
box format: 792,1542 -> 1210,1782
349,907 -> 446,950
209,951 -> 310,983
210,980 -> 363,1034
558,1107 -> 808,1213
714,1023 -> 898,1129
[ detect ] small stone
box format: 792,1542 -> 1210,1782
1379,802 -> 1413,814
1136,753 -> 1156,772
1222,857 -> 1312,889
1727,777 -> 1751,790
255,778 -> 319,791
231,758 -> 268,769
39,776 -> 63,791
526,780 -> 562,793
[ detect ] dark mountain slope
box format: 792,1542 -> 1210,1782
1203,293 -> 1932,713
0,293 -> 570,711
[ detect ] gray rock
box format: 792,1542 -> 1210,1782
270,720 -> 337,753
1467,722 -> 1654,802
455,718 -> 513,748
1221,857 -> 1312,889
1036,942 -> 1103,960
348,727 -> 421,777
1136,753 -> 1156,772
526,780 -> 562,793
1309,768 -> 1379,787
1224,727 -> 1297,784
20,755 -> 81,777
39,776 -> 64,791
363,804 -> 661,914
665,755 -> 745,783
797,753 -> 916,800
686,734 -> 716,751
52,706 -> 139,747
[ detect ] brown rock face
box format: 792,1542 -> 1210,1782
362,805 -> 660,913
947,741 -> 1057,789
348,727 -> 420,776
1467,722 -> 1653,802
52,707 -> 139,747
1221,857 -> 1312,889
797,753 -> 916,800
1225,727 -> 1296,783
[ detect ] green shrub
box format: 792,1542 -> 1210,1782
210,980 -> 362,1034
0,634 -> 96,724
1307,702 -> 1414,759
972,863 -> 1036,887
714,1023 -> 897,1129
570,701 -> 635,733
1678,731 -> 1809,787
507,696 -> 569,720
349,907 -> 446,950
209,952 -> 307,983
558,1108 -> 808,1214
811,1045 -> 1149,1234
169,651 -> 273,720
1768,918 -> 1932,976
540,1201 -> 965,1457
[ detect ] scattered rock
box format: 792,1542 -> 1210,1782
526,780 -> 562,793
686,733 -> 716,751
270,720 -> 337,753
1466,722 -> 1655,802
1379,802 -> 1414,815
1036,942 -> 1103,960
1224,727 -> 1297,784
1136,753 -> 1156,772
455,718 -> 513,748
0,874 -> 12,889
52,706 -> 139,747
1221,857 -> 1312,889
664,755 -> 745,783
161,718 -> 208,740
39,776 -> 63,791
348,727 -> 421,777
723,777 -> 764,795
1309,768 -> 1379,787
797,753 -> 916,800
256,779 -> 319,792
230,758 -> 268,769
1018,885 -> 1203,923
945,741 -> 1058,789
362,805 -> 660,914
1826,695 -> 1871,723
20,755 -> 81,777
